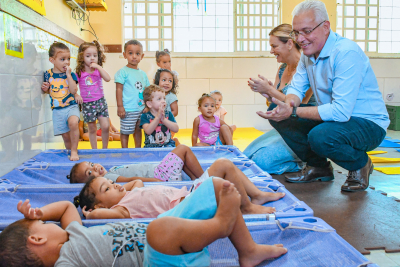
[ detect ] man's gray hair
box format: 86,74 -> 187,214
292,0 -> 329,23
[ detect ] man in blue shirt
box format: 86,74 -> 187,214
255,0 -> 389,192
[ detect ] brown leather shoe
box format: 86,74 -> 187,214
341,157 -> 373,192
285,162 -> 334,183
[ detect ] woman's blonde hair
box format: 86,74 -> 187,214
269,24 -> 301,51
76,40 -> 106,77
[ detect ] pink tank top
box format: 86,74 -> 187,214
198,114 -> 220,145
111,185 -> 189,218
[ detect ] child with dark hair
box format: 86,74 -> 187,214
41,42 -> 82,161
192,93 -> 233,146
115,39 -> 150,148
76,40 -> 111,149
140,85 -> 178,148
0,181 -> 287,267
68,144 -> 204,183
153,68 -> 178,117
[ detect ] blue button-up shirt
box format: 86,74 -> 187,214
287,30 -> 389,131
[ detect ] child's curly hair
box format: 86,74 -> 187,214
143,84 -> 165,109
154,68 -> 178,95
155,49 -> 170,62
197,93 -> 216,107
73,176 -> 99,211
76,40 -> 106,78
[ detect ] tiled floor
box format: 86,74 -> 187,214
332,130 -> 400,266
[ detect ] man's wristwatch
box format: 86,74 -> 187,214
290,106 -> 298,119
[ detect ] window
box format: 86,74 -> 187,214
378,0 -> 400,53
122,0 -> 280,53
336,0 -> 379,53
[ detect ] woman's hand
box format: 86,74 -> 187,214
248,75 -> 275,96
257,97 -> 294,122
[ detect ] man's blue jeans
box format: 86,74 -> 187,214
269,113 -> 386,171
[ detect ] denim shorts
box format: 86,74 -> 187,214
52,104 -> 80,136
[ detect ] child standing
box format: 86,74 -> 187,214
41,42 -> 80,161
210,90 -> 237,131
154,68 -> 178,116
140,85 -> 178,148
155,49 -> 179,82
192,94 -> 233,146
115,40 -> 150,148
76,41 -> 111,149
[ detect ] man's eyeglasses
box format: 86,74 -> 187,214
289,20 -> 326,38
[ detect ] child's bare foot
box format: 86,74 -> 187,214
239,244 -> 287,267
173,137 -> 181,146
70,150 -> 79,161
251,192 -> 285,205
242,203 -> 276,214
215,181 -> 241,237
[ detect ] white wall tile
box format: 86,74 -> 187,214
172,58 -> 186,79
139,58 -> 159,81
232,104 -> 273,131
377,78 -> 385,95
103,53 -> 128,78
175,105 -> 187,129
210,79 -> 254,105
103,79 -> 117,107
186,105 -> 200,130
233,58 -> 278,79
18,124 -> 46,162
108,106 -> 120,130
384,78 -> 400,103
187,58 -> 233,78
371,59 -> 400,78
44,121 -> 64,149
0,133 -> 19,177
0,75 -> 33,138
178,79 -> 209,105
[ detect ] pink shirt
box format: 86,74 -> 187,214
77,69 -> 104,103
214,106 -> 227,119
111,185 -> 189,218
198,114 -> 220,145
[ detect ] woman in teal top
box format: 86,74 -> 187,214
245,24 -> 316,174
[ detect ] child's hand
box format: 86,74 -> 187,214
75,94 -> 83,104
90,62 -> 100,70
118,106 -> 126,119
17,200 -> 44,220
41,82 -> 50,93
82,206 -> 93,218
65,66 -> 72,76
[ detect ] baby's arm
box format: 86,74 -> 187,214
162,117 -> 179,133
219,118 -> 228,127
18,199 -> 82,229
122,179 -> 144,191
170,101 -> 178,117
117,176 -> 163,183
116,83 -> 126,119
65,66 -> 78,94
91,63 -> 111,82
142,109 -> 163,135
192,117 -> 200,146
83,206 -> 129,219
41,82 -> 50,93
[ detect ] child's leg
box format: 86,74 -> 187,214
134,119 -> 142,148
230,124 -> 237,132
121,134 -> 129,148
98,117 -> 110,149
171,145 -> 204,179
208,158 -> 285,214
87,121 -> 98,149
219,124 -> 233,145
61,132 -> 71,150
147,180 -> 287,264
68,115 -> 80,161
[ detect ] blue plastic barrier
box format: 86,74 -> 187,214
0,181 -> 312,229
32,146 -> 249,165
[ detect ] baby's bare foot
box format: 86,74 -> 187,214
70,150 -> 79,161
215,181 -> 241,237
239,244 -> 287,267
242,203 -> 276,214
251,192 -> 285,205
